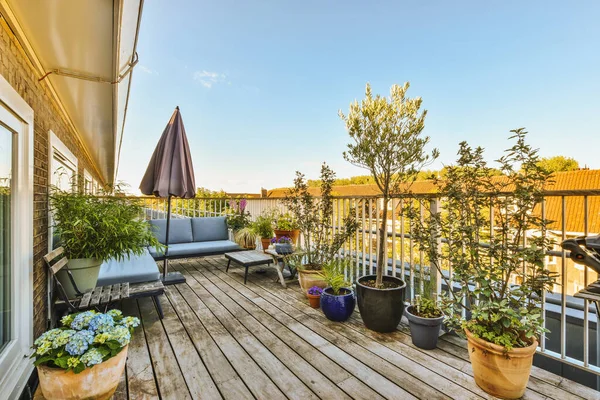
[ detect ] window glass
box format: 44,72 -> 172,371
0,124 -> 12,352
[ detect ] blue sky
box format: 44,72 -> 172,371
118,0 -> 600,194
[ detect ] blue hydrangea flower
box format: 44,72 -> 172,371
34,328 -> 62,346
107,325 -> 131,346
88,313 -> 114,333
65,330 -> 95,356
120,316 -> 140,329
107,309 -> 122,319
52,330 -> 76,349
80,348 -> 104,366
70,311 -> 96,330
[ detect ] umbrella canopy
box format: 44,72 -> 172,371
140,106 -> 196,199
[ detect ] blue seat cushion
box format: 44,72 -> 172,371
148,240 -> 240,258
149,218 -> 193,244
97,248 -> 160,286
191,217 -> 229,242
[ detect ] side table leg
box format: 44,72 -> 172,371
226,259 -> 231,272
244,266 -> 249,284
275,262 -> 286,288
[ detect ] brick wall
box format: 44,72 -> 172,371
0,16 -> 103,337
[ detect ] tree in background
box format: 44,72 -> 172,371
536,155 -> 579,173
340,82 -> 438,287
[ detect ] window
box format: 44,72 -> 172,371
83,169 -> 93,194
48,131 -> 78,251
0,74 -> 34,399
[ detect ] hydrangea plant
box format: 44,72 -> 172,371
31,310 -> 139,373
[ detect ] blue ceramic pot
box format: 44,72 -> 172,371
320,287 -> 355,322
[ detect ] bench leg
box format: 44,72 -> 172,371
153,295 -> 164,319
244,266 -> 249,285
226,259 -> 231,272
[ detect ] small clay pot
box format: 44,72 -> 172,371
307,293 -> 321,308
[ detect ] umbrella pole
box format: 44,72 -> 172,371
162,194 -> 186,285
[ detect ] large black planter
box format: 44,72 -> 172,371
356,275 -> 406,332
405,305 -> 444,349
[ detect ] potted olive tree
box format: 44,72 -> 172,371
320,258 -> 356,322
50,189 -> 163,297
32,310 -> 139,400
339,82 -> 438,332
409,129 -> 556,399
283,163 -> 358,294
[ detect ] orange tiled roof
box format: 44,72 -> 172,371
267,169 -> 600,234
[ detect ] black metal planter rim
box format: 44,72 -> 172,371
356,274 -> 407,291
405,305 -> 445,325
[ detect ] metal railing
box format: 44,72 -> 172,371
127,190 -> 600,378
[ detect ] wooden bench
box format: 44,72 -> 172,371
44,247 -> 165,324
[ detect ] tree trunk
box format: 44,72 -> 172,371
376,197 -> 389,287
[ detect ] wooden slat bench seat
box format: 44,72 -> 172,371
44,247 -> 165,324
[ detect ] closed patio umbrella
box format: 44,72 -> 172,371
140,106 -> 196,285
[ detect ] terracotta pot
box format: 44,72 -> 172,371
37,346 -> 128,400
260,238 -> 272,252
274,229 -> 300,245
465,328 -> 537,399
298,269 -> 327,297
307,293 -> 321,308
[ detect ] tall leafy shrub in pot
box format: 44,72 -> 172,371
50,189 -> 163,297
283,163 -> 358,294
408,129 -> 556,399
339,82 -> 438,332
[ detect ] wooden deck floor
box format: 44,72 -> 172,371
111,256 -> 599,400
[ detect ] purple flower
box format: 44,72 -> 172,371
308,286 -> 323,295
239,199 -> 247,212
229,199 -> 236,211
277,236 -> 292,244
270,237 -> 278,244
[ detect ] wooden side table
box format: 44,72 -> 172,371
225,250 -> 284,285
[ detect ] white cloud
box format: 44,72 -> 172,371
138,65 -> 158,75
193,70 -> 227,88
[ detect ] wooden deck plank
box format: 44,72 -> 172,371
171,283 -> 286,399
138,297 -> 192,400
215,256 -> 556,400
157,292 -> 222,399
176,260 -> 354,399
193,259 -> 416,400
120,299 -> 160,400
164,285 -> 253,399
174,266 -> 318,400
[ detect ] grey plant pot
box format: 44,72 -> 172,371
405,305 -> 444,350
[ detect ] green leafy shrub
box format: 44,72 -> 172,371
321,258 -> 354,295
252,213 -> 274,239
50,189 -> 163,261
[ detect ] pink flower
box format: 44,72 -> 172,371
239,198 -> 247,212
229,199 -> 237,211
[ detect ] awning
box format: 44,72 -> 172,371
0,0 -> 144,185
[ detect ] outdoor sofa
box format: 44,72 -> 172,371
147,216 -> 242,260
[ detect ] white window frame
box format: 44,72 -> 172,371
83,169 -> 93,195
0,74 -> 34,399
48,130 -> 78,253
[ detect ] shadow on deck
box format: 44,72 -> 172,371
110,256 -> 598,400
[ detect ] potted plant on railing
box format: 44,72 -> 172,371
283,163 -> 358,295
307,286 -> 323,308
405,293 -> 444,350
49,188 -> 163,297
320,258 -> 356,322
408,129 -> 557,399
32,309 -> 139,400
252,213 -> 275,252
340,82 -> 438,332
274,212 -> 300,245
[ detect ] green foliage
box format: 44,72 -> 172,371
321,258 -> 354,295
275,212 -> 299,230
340,82 -> 438,287
252,213 -> 275,239
283,163 -> 358,268
536,155 -> 579,173
407,129 -> 557,351
234,227 -> 257,248
50,188 -> 163,261
226,199 -> 251,231
413,295 -> 442,319
31,310 -> 139,373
